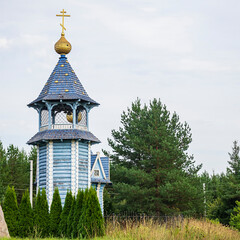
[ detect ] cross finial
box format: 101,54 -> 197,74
56,9 -> 70,35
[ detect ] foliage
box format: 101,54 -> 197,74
67,196 -> 76,238
230,201 -> 240,230
2,186 -> 18,237
0,141 -> 37,203
17,190 -> 33,237
34,188 -> 49,237
58,191 -> 73,237
103,187 -> 115,216
72,189 -> 84,238
49,187 -> 62,237
104,98 -> 203,215
78,187 -> 105,238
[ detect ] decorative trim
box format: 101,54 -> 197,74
88,142 -> 91,188
97,183 -> 100,199
75,141 -> 79,195
36,145 -> 39,193
71,140 -> 76,195
91,152 -> 107,179
48,141 -> 54,206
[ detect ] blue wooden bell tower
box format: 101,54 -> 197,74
27,10 -> 111,212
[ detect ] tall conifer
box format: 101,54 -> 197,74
72,189 -> 84,238
58,191 -> 73,236
34,188 -> 49,237
18,190 -> 33,237
67,196 -> 76,238
78,187 -> 104,238
49,187 -> 62,237
2,186 -> 18,237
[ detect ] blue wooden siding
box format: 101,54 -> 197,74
39,144 -> 47,189
78,141 -> 89,190
100,157 -> 109,179
53,141 -> 71,204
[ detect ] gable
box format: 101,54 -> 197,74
91,158 -> 105,179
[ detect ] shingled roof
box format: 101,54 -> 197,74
28,55 -> 99,107
27,129 -> 100,145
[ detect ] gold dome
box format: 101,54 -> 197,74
54,33 -> 72,55
66,112 -> 82,123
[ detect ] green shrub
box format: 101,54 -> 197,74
49,187 -> 62,237
58,191 -> 73,237
78,187 -> 105,238
67,195 -> 76,238
2,186 -> 18,237
34,188 -> 49,237
72,189 -> 84,238
18,190 -> 33,237
230,201 -> 240,230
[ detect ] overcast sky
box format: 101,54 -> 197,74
1,0 -> 240,174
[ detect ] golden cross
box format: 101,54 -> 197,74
56,9 -> 70,35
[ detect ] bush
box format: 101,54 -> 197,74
58,191 -> 73,236
2,186 -> 18,237
230,201 -> 240,230
72,189 -> 84,238
78,187 -> 105,238
67,196 -> 76,238
34,188 -> 49,237
49,187 -> 62,237
18,190 -> 33,237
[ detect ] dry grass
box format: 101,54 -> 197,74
2,218 -> 240,240
93,218 -> 240,240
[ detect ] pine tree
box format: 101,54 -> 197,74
67,196 -> 76,238
228,141 -> 240,179
72,189 -> 84,238
78,187 -> 105,238
2,186 -> 18,237
34,188 -> 49,237
49,187 -> 62,237
18,190 -> 33,237
104,98 -> 202,215
58,191 -> 73,237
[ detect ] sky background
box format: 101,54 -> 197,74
1,0 -> 240,174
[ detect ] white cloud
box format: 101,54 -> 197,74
0,38 -> 10,49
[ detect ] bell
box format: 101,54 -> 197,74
66,112 -> 82,123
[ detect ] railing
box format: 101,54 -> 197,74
40,124 -> 87,132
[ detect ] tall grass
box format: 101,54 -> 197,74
94,217 -> 240,240
3,218 -> 240,239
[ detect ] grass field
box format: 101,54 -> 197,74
2,218 -> 240,240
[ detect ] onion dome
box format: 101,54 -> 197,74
55,33 -> 71,55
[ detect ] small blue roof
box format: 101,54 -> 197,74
27,129 -> 100,145
91,154 -> 110,179
28,55 -> 99,107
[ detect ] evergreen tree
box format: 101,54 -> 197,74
78,187 -> 104,238
18,190 -> 33,237
67,196 -> 76,238
104,99 -> 202,215
2,186 -> 18,237
34,188 -> 49,237
230,201 -> 240,230
58,191 -> 73,237
228,141 -> 240,179
72,189 -> 84,238
49,187 -> 62,237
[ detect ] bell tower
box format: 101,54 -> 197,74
27,10 -> 101,206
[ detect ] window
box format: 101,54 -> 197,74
94,170 -> 100,177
